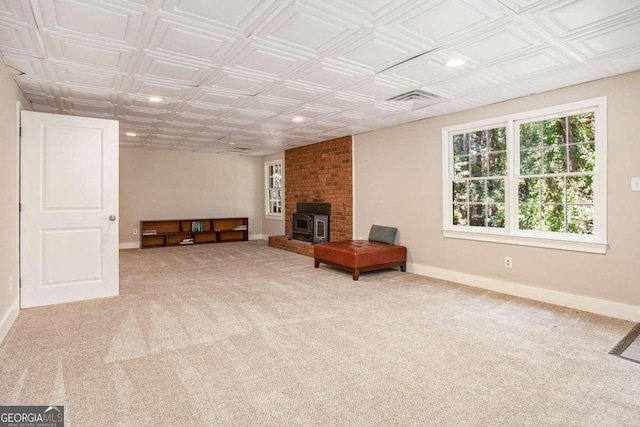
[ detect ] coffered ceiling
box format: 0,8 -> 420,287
1,0 -> 639,155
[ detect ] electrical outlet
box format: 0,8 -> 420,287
632,177 -> 640,192
504,257 -> 512,268
133,229 -> 138,235
248,225 -> 252,231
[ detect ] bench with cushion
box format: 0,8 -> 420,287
313,225 -> 407,280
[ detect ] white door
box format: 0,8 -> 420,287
20,111 -> 119,308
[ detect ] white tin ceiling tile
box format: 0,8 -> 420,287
519,64 -> 600,92
487,48 -> 569,79
348,76 -> 412,101
174,112 -> 215,124
569,19 -> 640,58
595,49 -> 640,75
332,31 -> 417,73
0,18 -> 46,56
191,89 -> 244,107
63,99 -> 116,115
14,76 -> 56,96
44,34 -> 135,72
160,0 -> 280,36
147,17 -> 238,63
120,115 -> 162,125
390,0 -> 507,45
129,78 -> 193,99
352,100 -> 412,116
0,0 -> 37,23
310,93 -> 362,110
208,124 -> 245,133
59,87 -> 120,105
24,92 -> 57,107
453,25 -> 544,65
330,0 -> 417,22
121,106 -> 168,119
289,61 -> 359,92
231,39 -> 310,78
263,84 -> 324,102
529,0 -> 640,39
429,71 -> 504,97
34,0 -> 144,46
466,84 -> 532,106
52,61 -> 125,90
137,52 -> 213,86
258,1 -> 362,55
1,53 -> 48,79
162,120 -> 203,129
496,0 -> 559,14
382,55 -> 458,86
207,68 -> 275,95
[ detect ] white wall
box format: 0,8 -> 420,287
262,152 -> 286,237
0,61 -> 29,342
119,148 -> 263,247
354,71 -> 640,320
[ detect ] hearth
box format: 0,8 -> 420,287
292,202 -> 330,244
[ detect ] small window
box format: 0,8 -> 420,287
265,160 -> 283,219
442,97 -> 607,254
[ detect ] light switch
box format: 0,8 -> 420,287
632,177 -> 640,192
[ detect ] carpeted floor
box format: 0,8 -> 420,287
1,241 -> 638,426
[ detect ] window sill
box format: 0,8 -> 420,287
442,229 -> 607,254
264,214 -> 283,220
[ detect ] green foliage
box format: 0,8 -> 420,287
451,112 -> 596,235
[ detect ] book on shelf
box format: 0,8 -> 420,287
233,225 -> 248,231
142,230 -> 157,235
191,220 -> 204,232
180,237 -> 194,245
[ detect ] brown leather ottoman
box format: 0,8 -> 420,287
314,240 -> 407,280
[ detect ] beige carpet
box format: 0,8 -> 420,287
1,241 -> 638,426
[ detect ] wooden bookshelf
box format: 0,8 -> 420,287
140,217 -> 248,249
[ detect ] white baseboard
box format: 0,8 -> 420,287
120,242 -> 140,249
249,234 -> 266,241
0,298 -> 19,345
408,262 -> 640,322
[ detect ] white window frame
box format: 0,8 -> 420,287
264,159 -> 283,220
442,97 -> 607,254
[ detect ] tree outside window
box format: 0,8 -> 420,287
265,160 -> 283,218
442,97 -> 606,254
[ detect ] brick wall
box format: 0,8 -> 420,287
285,136 -> 352,241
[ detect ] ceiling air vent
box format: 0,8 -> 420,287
386,90 -> 442,102
230,147 -> 254,154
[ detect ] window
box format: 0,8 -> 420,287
265,160 -> 283,219
442,97 -> 607,254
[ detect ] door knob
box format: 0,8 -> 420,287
109,215 -> 117,221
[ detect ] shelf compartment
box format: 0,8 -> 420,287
141,235 -> 166,247
194,233 -> 217,243
182,219 -> 213,233
219,230 -> 245,241
142,220 -> 180,234
167,233 -> 193,246
214,218 -> 246,231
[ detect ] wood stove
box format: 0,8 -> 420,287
292,202 -> 330,244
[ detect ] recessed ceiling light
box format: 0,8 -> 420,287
445,59 -> 465,68
292,117 -> 304,122
125,132 -> 137,137
148,96 -> 164,102
228,142 -> 236,145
